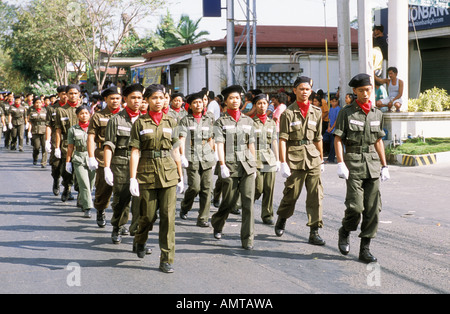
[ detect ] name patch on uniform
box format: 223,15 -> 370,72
188,126 -> 196,130
370,121 -> 381,127
242,125 -> 252,130
99,118 -> 109,122
201,127 -> 209,131
223,125 -> 235,130
60,117 -> 69,121
254,129 -> 262,133
308,120 -> 317,127
140,129 -> 153,135
349,119 -> 364,126
163,128 -> 172,135
118,126 -> 131,132
290,121 -> 302,127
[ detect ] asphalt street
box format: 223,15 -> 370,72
0,144 -> 448,295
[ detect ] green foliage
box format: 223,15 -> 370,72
386,137 -> 450,155
408,87 -> 450,112
30,80 -> 58,96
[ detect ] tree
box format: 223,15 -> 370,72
175,14 -> 210,46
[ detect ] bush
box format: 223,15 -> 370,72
408,87 -> 450,112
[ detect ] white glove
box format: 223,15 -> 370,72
8,123 -> 13,129
321,161 -> 325,173
45,140 -> 52,153
381,166 -> 390,182
214,151 -> 219,162
25,122 -> 29,130
104,167 -> 114,186
337,162 -> 349,180
220,164 -> 230,179
54,148 -> 61,159
65,162 -> 72,174
2,125 -> 6,132
129,178 -> 140,197
181,155 -> 189,168
177,177 -> 184,194
28,131 -> 32,139
280,162 -> 291,178
275,161 -> 281,172
88,157 -> 98,171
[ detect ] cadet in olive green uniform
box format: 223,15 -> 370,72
252,94 -> 280,225
28,97 -> 48,167
54,84 -> 82,202
167,92 -> 188,123
88,86 -> 121,228
2,94 -> 13,148
179,92 -> 215,227
0,106 -> 6,145
211,85 -> 257,250
8,95 -> 28,151
66,105 -> 95,218
103,84 -> 145,245
129,84 -> 184,273
45,86 -> 67,195
275,76 -> 326,246
334,73 -> 390,263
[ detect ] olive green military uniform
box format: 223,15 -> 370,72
211,112 -> 257,248
88,107 -> 115,217
67,124 -> 96,211
46,102 -> 65,190
1,101 -> 12,148
277,102 -> 324,228
129,113 -> 179,265
28,107 -> 48,166
333,102 -> 385,238
253,116 -> 278,223
167,107 -> 188,124
23,102 -> 31,145
0,107 -> 5,143
179,113 -> 215,224
8,104 -> 27,151
55,103 -> 81,194
104,109 -> 139,234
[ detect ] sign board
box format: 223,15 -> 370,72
203,0 -> 221,17
142,67 -> 162,86
409,0 -> 450,8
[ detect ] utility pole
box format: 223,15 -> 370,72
357,0 -> 375,103
227,0 -> 235,85
337,0 -> 352,104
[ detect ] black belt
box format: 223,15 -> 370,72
75,146 -> 87,152
114,149 -> 130,157
141,150 -> 170,159
288,140 -> 312,146
346,145 -> 376,153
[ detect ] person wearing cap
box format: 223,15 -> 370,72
87,86 -> 121,228
28,97 -> 48,167
275,76 -> 326,246
54,84 -> 82,202
211,85 -> 257,250
23,94 -> 33,146
8,95 -> 28,151
334,73 -> 389,263
178,92 -> 216,227
65,105 -> 95,218
252,94 -> 280,225
103,84 -> 150,250
167,92 -> 187,123
45,85 -> 68,195
128,84 -> 183,273
1,93 -> 13,148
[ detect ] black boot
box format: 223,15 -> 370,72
96,211 -> 106,228
274,217 -> 286,237
338,227 -> 350,255
308,227 -> 326,246
52,179 -> 60,196
359,238 -> 377,263
111,227 -> 122,244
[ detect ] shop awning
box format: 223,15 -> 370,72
131,54 -> 192,69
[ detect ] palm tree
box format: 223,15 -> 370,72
175,14 -> 210,46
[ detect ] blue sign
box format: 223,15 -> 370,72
203,0 -> 222,17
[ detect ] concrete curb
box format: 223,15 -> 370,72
391,151 -> 450,166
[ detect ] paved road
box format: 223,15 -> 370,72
0,144 -> 449,296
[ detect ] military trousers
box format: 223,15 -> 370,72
94,166 -> 113,213
277,165 -> 324,228
110,183 -> 131,228
4,128 -> 11,148
211,173 -> 255,247
255,170 -> 276,221
134,185 -> 177,264
10,124 -> 24,150
61,154 -> 75,191
343,177 -> 381,238
73,162 -> 95,210
31,134 -> 47,166
181,165 -> 212,223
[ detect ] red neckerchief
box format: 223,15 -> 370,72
296,101 -> 310,118
172,107 -> 181,113
125,105 -> 139,119
36,108 -> 41,113
148,110 -> 163,125
79,121 -> 89,132
257,113 -> 267,124
140,110 -> 147,115
28,101 -> 32,106
227,109 -> 241,122
192,113 -> 202,123
59,101 -> 66,106
67,101 -> 77,107
356,99 -> 372,115
185,103 -> 189,111
162,106 -> 169,114
111,106 -> 120,114
14,104 -> 20,108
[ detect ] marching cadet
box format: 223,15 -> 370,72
87,86 -> 121,228
65,105 -> 95,218
54,84 -> 82,202
333,73 -> 389,263
0,106 -> 6,144
178,92 -> 215,227
8,95 -> 28,151
2,93 -> 13,148
211,85 -> 257,250
103,84 -> 147,247
24,94 -> 33,145
28,97 -> 47,167
129,84 -> 184,273
45,85 -> 67,196
275,76 -> 326,246
252,94 -> 280,225
167,92 -> 187,123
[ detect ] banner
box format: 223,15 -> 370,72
142,67 -> 162,86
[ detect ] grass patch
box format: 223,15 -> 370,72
386,137 -> 450,155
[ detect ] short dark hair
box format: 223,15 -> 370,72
387,67 -> 398,74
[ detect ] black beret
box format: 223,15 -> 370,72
122,83 -> 144,97
143,84 -> 166,98
65,84 -> 80,93
57,85 -> 67,93
101,86 -> 121,98
349,74 -> 372,88
252,93 -> 269,105
171,92 -> 184,100
293,76 -> 313,88
221,85 -> 244,99
75,105 -> 90,115
186,92 -> 204,105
